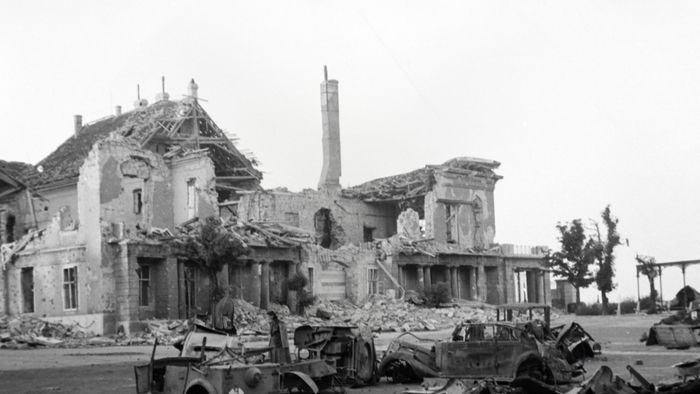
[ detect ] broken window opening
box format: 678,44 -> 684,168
184,264 -> 196,313
313,208 -> 345,249
137,264 -> 150,307
21,267 -> 34,313
187,178 -> 198,220
63,267 -> 78,310
307,267 -> 314,294
5,213 -> 15,243
445,203 -> 457,244
133,189 -> 143,214
368,267 -> 379,295
363,226 -> 375,242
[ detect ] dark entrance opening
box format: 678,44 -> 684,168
21,267 -> 34,313
5,214 -> 15,243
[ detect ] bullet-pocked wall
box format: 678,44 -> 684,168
4,211 -> 94,325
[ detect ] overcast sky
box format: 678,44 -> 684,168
2,1 -> 699,303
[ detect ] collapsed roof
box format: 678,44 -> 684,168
0,160 -> 36,199
21,99 -> 260,189
342,157 -> 502,202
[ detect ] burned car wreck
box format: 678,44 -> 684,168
380,322 -> 587,384
135,324 -> 341,394
414,364 -> 700,394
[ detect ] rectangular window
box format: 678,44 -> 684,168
445,203 -> 457,244
63,267 -> 78,310
133,189 -> 143,214
138,264 -> 150,307
187,179 -> 197,219
363,226 -> 375,242
368,268 -> 379,295
184,264 -> 196,312
21,267 -> 34,313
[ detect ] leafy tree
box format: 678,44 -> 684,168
544,219 -> 596,304
173,216 -> 250,314
592,205 -> 621,314
635,255 -> 658,314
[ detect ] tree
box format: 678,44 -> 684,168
592,205 -> 621,314
635,255 -> 658,314
544,219 -> 596,305
173,216 -> 250,314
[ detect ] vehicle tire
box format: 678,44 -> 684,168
383,360 -> 419,383
516,358 -> 546,382
186,385 -> 210,394
355,340 -> 376,385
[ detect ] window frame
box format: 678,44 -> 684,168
184,264 -> 196,312
138,264 -> 151,307
186,178 -> 198,219
368,267 -> 379,295
63,266 -> 78,311
445,203 -> 458,244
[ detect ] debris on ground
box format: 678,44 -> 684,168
643,304 -> 700,348
304,294 -> 501,333
0,294 -> 513,349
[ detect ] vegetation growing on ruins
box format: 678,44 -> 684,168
173,216 -> 250,312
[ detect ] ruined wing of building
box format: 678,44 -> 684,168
0,74 -> 549,335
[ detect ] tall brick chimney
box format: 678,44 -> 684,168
318,66 -> 341,191
74,114 -> 83,135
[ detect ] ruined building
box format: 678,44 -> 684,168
0,74 -> 549,334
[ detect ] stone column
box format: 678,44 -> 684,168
536,270 -> 544,304
477,263 -> 486,302
424,266 -> 432,292
417,266 -> 424,291
446,267 -> 453,298
260,261 -> 270,310
250,261 -> 261,307
526,270 -> 536,303
470,266 -> 478,301
165,257 -> 179,319
452,267 -> 459,299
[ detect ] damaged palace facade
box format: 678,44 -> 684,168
0,76 -> 549,334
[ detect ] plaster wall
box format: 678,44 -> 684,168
171,154 -> 218,226
424,172 -> 496,248
37,186 -> 79,230
7,243 -> 87,317
237,191 -> 397,246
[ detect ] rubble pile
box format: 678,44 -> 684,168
1,295 -> 507,349
173,216 -> 316,248
308,294 -> 496,332
0,314 -> 91,349
0,314 -> 194,349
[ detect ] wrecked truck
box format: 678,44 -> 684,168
293,324 -> 378,386
379,322 -> 584,384
134,324 -> 336,394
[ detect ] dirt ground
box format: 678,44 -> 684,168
1,313 -> 698,393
